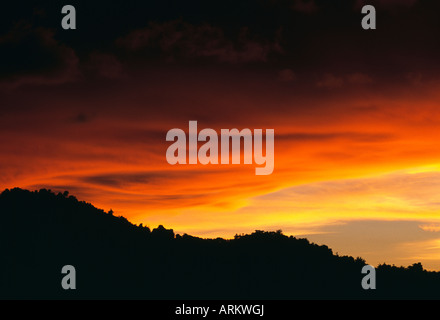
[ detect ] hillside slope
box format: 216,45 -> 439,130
0,188 -> 439,299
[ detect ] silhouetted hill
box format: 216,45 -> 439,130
1,188 -> 439,299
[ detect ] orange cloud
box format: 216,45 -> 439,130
2,70 -> 440,270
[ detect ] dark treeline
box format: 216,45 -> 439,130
0,188 -> 439,299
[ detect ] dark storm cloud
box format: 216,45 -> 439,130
0,23 -> 79,88
1,0 -> 440,87
116,20 -> 282,63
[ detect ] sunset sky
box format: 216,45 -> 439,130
2,0 -> 440,269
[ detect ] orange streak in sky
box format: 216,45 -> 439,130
2,76 -> 440,270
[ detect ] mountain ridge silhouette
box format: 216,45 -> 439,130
1,187 -> 439,299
